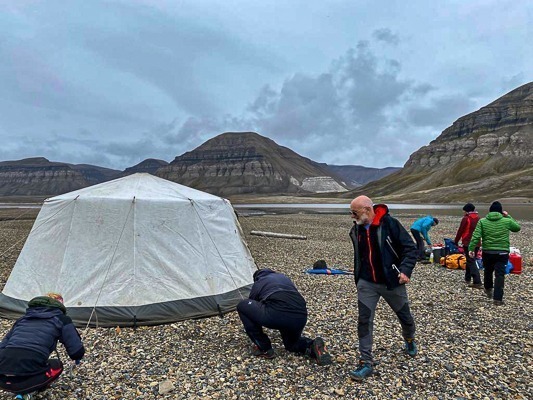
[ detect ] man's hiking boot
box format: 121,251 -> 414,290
15,394 -> 35,400
349,360 -> 373,381
493,300 -> 504,306
468,283 -> 484,289
251,345 -> 276,359
484,289 -> 493,299
311,337 -> 332,366
405,338 -> 418,357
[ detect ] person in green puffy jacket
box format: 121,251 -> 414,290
468,201 -> 521,305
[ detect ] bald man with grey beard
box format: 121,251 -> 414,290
348,196 -> 418,381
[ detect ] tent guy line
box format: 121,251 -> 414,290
85,197 -> 136,330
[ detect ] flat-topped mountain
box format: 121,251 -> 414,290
344,82 -> 533,202
0,158 -> 120,196
156,132 -> 348,195
325,165 -> 400,188
122,158 -> 169,177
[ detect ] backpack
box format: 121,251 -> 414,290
439,254 -> 466,270
444,238 -> 460,255
313,260 -> 328,270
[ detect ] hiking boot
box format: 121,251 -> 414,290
468,283 -> 484,289
493,300 -> 504,306
311,337 -> 333,366
251,345 -> 276,359
484,289 -> 493,299
349,360 -> 373,381
405,338 -> 418,357
15,394 -> 34,400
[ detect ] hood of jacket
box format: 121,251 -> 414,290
27,296 -> 66,315
253,268 -> 276,282
486,211 -> 503,222
371,204 -> 389,226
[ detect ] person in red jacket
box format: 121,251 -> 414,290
454,203 -> 482,288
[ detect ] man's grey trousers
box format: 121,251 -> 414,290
356,279 -> 416,363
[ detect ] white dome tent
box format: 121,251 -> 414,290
0,173 -> 256,327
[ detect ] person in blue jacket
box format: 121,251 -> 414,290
410,215 -> 439,260
237,269 -> 332,366
0,293 -> 85,398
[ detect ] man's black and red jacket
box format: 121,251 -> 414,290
349,204 -> 417,289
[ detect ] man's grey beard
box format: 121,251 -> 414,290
355,213 -> 369,225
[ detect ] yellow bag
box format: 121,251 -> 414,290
439,254 -> 466,270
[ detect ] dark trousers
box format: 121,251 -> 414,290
482,251 -> 509,301
464,246 -> 481,284
410,229 -> 425,259
356,279 -> 416,363
237,299 -> 312,354
0,359 -> 63,395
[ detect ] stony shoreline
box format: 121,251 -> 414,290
0,212 -> 531,399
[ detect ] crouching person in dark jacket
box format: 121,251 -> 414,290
237,269 -> 332,366
0,293 -> 85,398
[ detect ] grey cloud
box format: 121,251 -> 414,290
253,72 -> 345,141
119,40 -> 423,168
238,40 -> 422,166
247,85 -> 278,116
372,28 -> 400,46
0,41 -> 156,127
406,94 -> 477,129
411,83 -> 437,96
333,42 -> 411,123
501,73 -> 526,92
77,2 -> 281,116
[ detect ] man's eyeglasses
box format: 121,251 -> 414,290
350,207 -> 366,216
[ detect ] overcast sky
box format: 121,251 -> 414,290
0,0 -> 531,170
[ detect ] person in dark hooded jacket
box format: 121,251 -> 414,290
348,196 -> 418,381
237,269 -> 332,366
0,293 -> 84,398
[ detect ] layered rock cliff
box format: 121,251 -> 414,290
0,158 -> 120,196
156,132 -> 348,195
344,82 -> 533,202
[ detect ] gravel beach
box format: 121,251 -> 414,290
0,211 -> 531,399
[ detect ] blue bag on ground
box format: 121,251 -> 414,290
306,268 -> 352,275
444,238 -> 460,255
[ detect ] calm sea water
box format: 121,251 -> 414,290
1,202 -> 530,221
234,203 -> 533,221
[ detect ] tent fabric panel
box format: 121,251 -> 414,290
50,174 -> 221,202
0,284 -> 252,327
58,197 -> 136,307
132,198 -> 212,304
131,198 -> 255,305
2,198 -> 77,301
191,200 -> 256,289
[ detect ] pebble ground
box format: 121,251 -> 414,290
0,210 -> 531,399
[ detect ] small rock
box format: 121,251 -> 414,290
159,380 -> 175,394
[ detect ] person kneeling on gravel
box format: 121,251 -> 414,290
237,268 -> 333,366
0,293 -> 85,399
349,196 -> 418,381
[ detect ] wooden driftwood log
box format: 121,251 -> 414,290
250,230 -> 307,240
